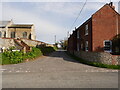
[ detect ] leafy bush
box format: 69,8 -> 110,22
38,46 -> 56,55
1,46 -> 56,65
9,46 -> 16,51
2,51 -> 24,64
25,47 -> 43,59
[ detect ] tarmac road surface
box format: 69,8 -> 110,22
1,50 -> 118,88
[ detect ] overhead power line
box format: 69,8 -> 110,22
70,0 -> 87,31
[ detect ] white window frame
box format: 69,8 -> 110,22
85,41 -> 88,51
103,40 -> 112,53
85,24 -> 88,35
77,30 -> 79,39
81,43 -> 83,50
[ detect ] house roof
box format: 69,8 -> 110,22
92,3 -> 120,16
0,21 -> 11,27
8,24 -> 33,28
76,3 -> 120,30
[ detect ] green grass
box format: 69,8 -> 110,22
1,46 -> 57,65
66,52 -> 120,69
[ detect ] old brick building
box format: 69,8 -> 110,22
68,2 -> 120,53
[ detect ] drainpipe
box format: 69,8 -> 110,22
116,14 -> 118,35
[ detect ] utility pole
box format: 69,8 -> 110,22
67,31 -> 69,40
54,35 -> 56,44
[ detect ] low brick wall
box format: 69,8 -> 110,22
0,38 -> 53,50
70,51 -> 120,65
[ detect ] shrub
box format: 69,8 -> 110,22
38,46 -> 56,55
1,47 -> 56,65
25,47 -> 42,59
2,51 -> 24,64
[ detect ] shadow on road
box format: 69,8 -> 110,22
45,50 -> 80,64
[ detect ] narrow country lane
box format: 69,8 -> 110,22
2,50 -> 118,88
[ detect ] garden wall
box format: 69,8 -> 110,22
0,38 -> 53,51
0,38 -> 15,48
71,51 -> 120,65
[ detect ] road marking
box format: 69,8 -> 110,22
16,71 -> 20,72
0,69 -> 7,71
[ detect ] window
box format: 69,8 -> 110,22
81,43 -> 83,50
4,31 -> 6,38
29,33 -> 31,39
85,41 -> 88,51
23,32 -> 27,38
77,43 -> 79,51
104,40 -> 112,53
0,31 -> 2,38
85,24 -> 88,35
11,32 -> 16,38
77,30 -> 79,39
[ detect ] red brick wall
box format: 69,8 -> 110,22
77,18 -> 92,51
67,30 -> 77,53
92,5 -> 119,52
118,14 -> 120,34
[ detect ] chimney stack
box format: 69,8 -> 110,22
109,2 -> 115,9
75,27 -> 76,30
109,2 -> 113,6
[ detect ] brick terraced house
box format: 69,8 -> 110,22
68,2 -> 120,53
67,2 -> 120,65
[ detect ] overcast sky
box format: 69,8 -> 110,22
1,0 -> 120,44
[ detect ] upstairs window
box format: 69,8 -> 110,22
85,41 -> 88,51
0,31 -> 2,38
85,24 -> 88,35
104,40 -> 112,53
11,32 -> 16,38
23,32 -> 27,38
77,30 -> 79,39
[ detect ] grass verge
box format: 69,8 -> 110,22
66,52 -> 120,69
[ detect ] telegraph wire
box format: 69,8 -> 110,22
70,0 -> 87,31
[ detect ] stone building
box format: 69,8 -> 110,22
0,20 -> 36,40
0,20 -> 36,52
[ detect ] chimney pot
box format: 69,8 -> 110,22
109,2 -> 113,6
109,2 -> 115,9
